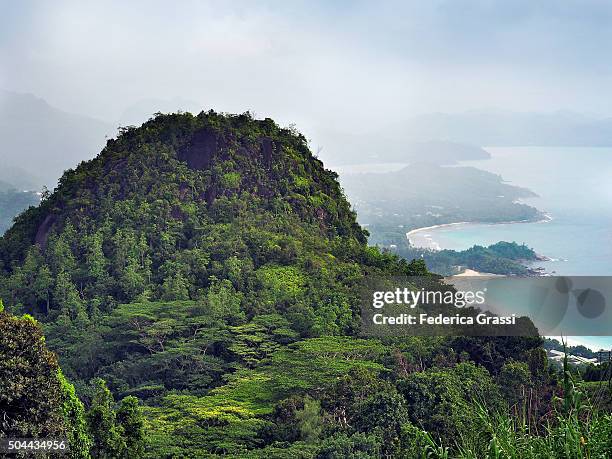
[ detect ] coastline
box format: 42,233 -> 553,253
406,215 -> 553,276
406,221 -> 470,251
451,268 -> 502,277
406,214 -> 552,251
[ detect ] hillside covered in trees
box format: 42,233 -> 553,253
396,241 -> 543,276
0,112 -> 610,457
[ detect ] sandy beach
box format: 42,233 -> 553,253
406,214 -> 552,251
406,222 -> 470,250
452,268 -> 501,277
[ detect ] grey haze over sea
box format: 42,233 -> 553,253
410,147 -> 612,350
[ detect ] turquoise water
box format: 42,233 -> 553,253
421,147 -> 612,350
428,147 -> 612,275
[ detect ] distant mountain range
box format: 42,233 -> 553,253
0,90 -> 113,189
402,110 -> 612,146
0,189 -> 39,234
0,165 -> 43,191
328,140 -> 491,165
322,109 -> 612,166
3,89 -> 612,191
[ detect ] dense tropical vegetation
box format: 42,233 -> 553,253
0,301 -> 144,458
396,241 -> 543,276
0,112 -> 609,457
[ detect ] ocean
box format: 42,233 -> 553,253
407,147 -> 612,350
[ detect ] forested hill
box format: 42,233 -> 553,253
0,112 -> 579,458
0,110 -> 380,316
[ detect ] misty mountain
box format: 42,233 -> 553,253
0,165 -> 42,191
326,139 -> 490,165
0,179 -> 20,192
340,162 -> 542,238
0,189 -> 39,235
0,90 -> 113,189
321,109 -> 612,167
403,110 -> 612,146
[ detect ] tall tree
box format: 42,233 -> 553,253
0,308 -> 92,457
0,310 -> 65,438
86,379 -> 125,458
58,370 -> 93,459
116,396 -> 145,459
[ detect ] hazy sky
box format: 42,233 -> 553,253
2,0 -> 612,145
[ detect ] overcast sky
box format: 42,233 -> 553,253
2,0 -> 612,147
